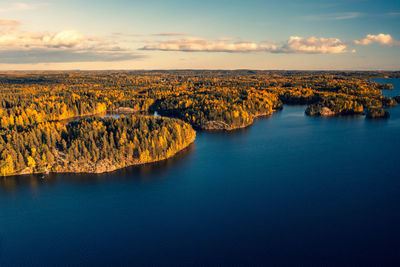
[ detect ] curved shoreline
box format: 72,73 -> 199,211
6,132 -> 196,177
2,115 -> 196,178
3,98 -> 399,178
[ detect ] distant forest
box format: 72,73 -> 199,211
1,70 -> 398,176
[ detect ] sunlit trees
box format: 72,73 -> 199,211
0,70 -> 397,176
0,115 -> 195,176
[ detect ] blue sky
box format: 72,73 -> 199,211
0,0 -> 399,70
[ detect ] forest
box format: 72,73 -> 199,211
0,70 -> 398,176
0,115 -> 195,176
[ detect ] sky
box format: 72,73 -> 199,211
0,0 -> 399,70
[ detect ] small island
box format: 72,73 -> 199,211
366,108 -> 390,119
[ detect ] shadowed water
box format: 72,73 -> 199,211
0,79 -> 399,266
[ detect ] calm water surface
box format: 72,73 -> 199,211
0,79 -> 400,266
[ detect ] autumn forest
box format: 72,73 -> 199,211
1,70 -> 399,176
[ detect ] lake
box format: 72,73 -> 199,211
1,79 -> 399,266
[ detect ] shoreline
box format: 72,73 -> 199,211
197,109 -> 281,131
4,132 -> 196,178
3,98 -> 399,178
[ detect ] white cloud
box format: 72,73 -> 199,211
44,30 -> 86,48
141,37 -> 279,52
0,27 -> 86,49
279,36 -> 348,54
0,20 -> 142,63
354,33 -> 399,46
141,36 -> 348,54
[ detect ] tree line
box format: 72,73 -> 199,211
0,115 -> 195,176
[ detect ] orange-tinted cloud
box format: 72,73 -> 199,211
354,33 -> 399,46
141,37 -> 278,52
0,20 -> 142,63
0,19 -> 21,28
279,36 -> 348,54
141,36 -> 349,54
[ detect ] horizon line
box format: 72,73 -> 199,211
0,68 -> 399,72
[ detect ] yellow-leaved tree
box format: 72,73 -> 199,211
0,154 -> 15,176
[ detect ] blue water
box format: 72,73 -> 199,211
1,79 -> 400,266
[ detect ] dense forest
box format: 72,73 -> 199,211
0,70 -> 398,176
0,115 -> 195,176
0,71 -> 397,130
